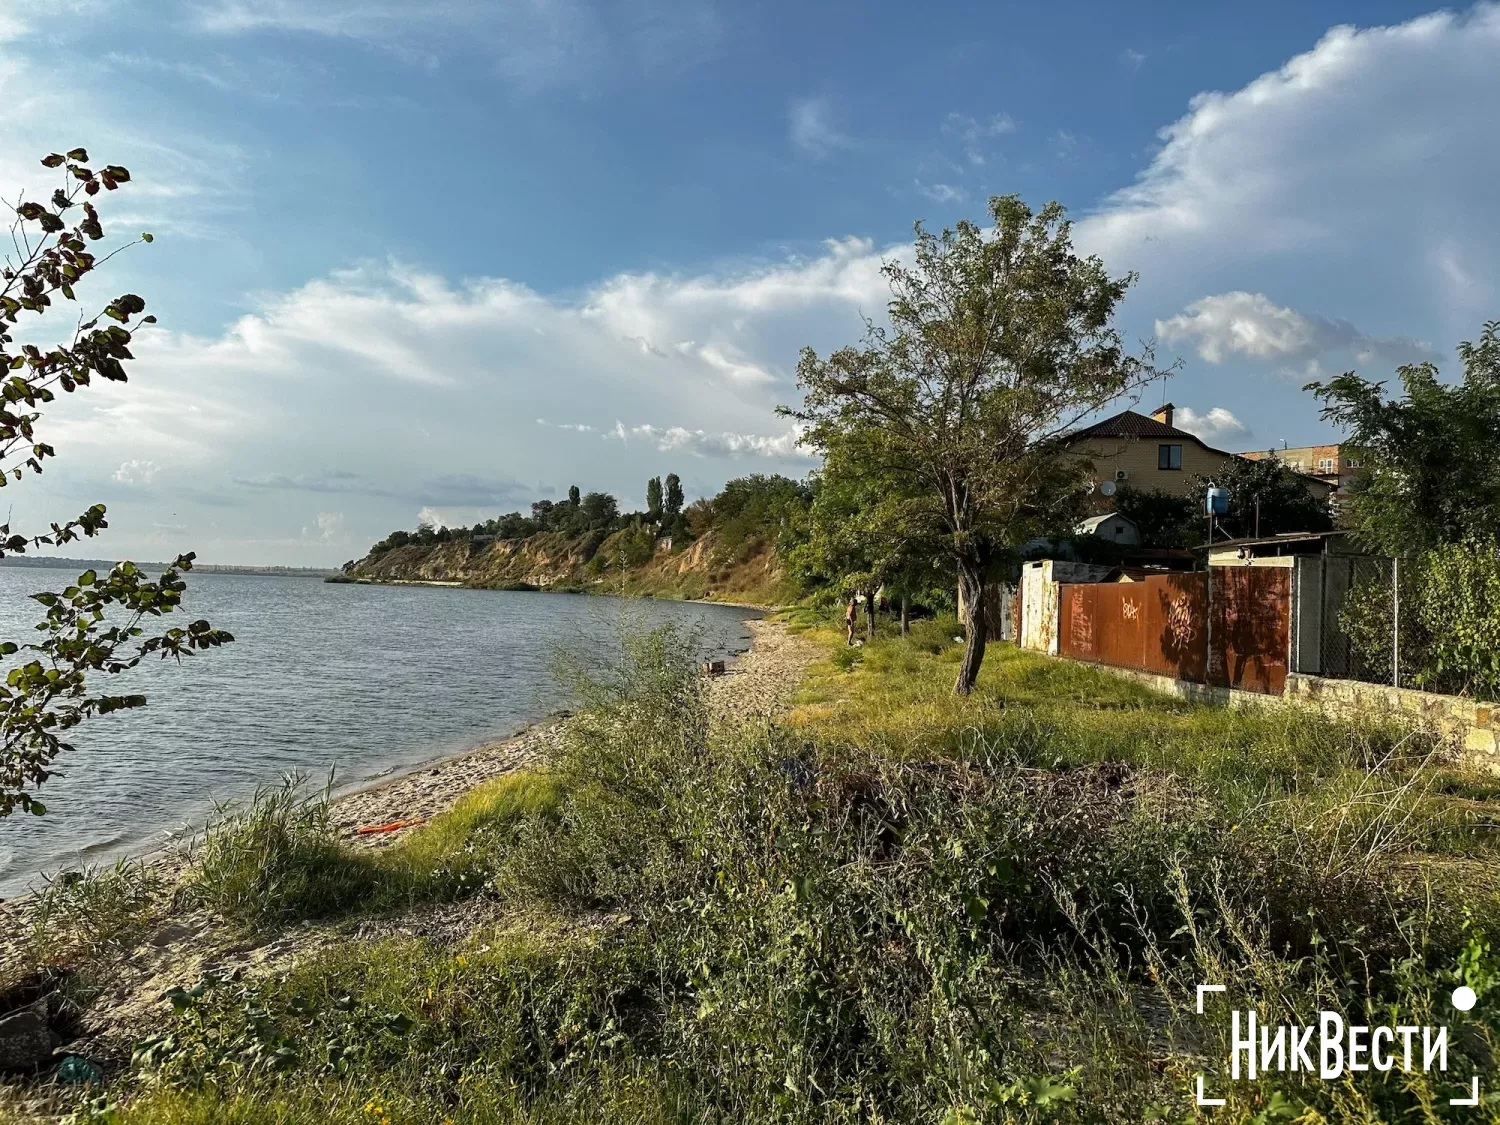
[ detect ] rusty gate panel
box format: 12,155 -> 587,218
1095,583 -> 1148,670
1144,572 -> 1208,683
1059,584 -> 1100,662
1209,568 -> 1290,694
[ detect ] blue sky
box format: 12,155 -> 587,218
3,0 -> 1497,565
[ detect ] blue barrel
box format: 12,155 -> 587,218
1206,486 -> 1229,516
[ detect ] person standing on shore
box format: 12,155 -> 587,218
845,595 -> 858,646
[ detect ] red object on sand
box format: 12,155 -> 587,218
354,817 -> 427,835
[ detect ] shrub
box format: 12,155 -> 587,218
1342,540 -> 1500,699
1416,537 -> 1500,699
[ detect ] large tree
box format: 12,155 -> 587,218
1189,456 -> 1332,542
0,150 -> 232,817
788,196 -> 1160,693
1307,322 -> 1500,555
645,476 -> 663,522
663,473 -> 684,522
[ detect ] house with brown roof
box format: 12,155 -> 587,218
1062,403 -> 1336,504
1063,403 -> 1238,496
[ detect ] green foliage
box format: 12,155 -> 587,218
790,436 -> 947,613
25,858 -> 164,961
1340,539 -> 1500,700
1110,486 -> 1200,549
662,472 -> 684,522
706,473 -> 812,560
612,524 -> 656,569
644,476 -> 663,521
1418,537 -> 1500,698
189,770 -> 564,931
789,195 -> 1165,693
191,775 -> 382,928
1308,320 -> 1500,555
1190,455 -> 1331,540
0,153 -> 229,817
58,625 -> 1500,1123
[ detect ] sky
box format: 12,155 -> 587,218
1,0 -> 1496,566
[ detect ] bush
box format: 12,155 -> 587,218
1342,540 -> 1500,699
90,627 -> 1500,1123
1417,537 -> 1500,699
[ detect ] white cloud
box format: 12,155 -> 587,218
1075,6 -> 1500,338
1174,406 -> 1249,447
1156,291 -> 1435,370
1050,130 -> 1078,159
942,112 -> 1015,165
24,239 -> 885,561
112,458 -> 161,484
789,97 -> 854,156
1122,48 -> 1147,69
595,421 -> 812,459
310,511 -> 345,541
915,181 -> 966,204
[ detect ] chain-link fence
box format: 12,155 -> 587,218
1308,555 -> 1426,689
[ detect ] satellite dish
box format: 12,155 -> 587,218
1100,480 -> 1117,497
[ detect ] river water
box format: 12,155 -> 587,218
0,569 -> 758,897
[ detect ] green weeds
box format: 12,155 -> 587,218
47,622 -> 1500,1123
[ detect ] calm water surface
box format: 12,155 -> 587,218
0,569 -> 758,897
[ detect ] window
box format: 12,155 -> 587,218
1317,457 -> 1335,472
1157,443 -> 1182,470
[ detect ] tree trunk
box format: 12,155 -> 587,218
955,558 -> 987,695
900,595 -> 910,636
865,588 -> 876,641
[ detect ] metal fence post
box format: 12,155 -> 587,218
1205,563 -> 1213,685
1392,556 -> 1400,689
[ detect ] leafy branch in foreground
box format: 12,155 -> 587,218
0,150 -> 232,817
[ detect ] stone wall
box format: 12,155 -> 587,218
1072,659 -> 1500,766
1284,673 -> 1499,760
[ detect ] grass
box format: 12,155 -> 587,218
29,619 -> 1500,1123
18,858 -> 166,969
188,770 -> 563,929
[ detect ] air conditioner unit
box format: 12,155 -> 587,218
1115,469 -> 1130,481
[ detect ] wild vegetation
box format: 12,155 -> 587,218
13,619 -> 1496,1123
1316,322 -> 1500,698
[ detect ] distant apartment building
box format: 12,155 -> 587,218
1239,443 -> 1364,505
